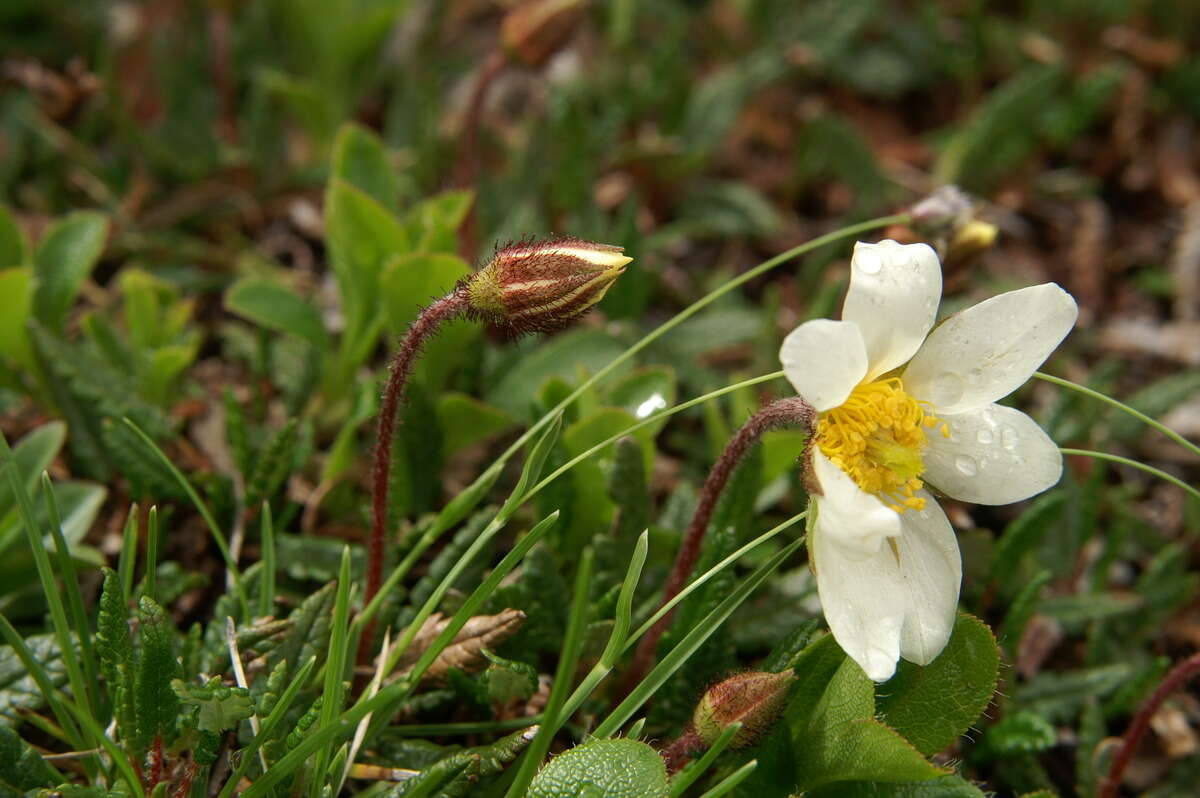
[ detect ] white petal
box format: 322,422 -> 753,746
922,404 -> 1063,505
811,512 -> 905,682
780,319 -> 868,412
903,283 -> 1078,414
811,451 -> 901,560
842,240 -> 942,380
895,495 -> 961,665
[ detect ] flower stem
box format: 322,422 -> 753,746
620,397 -> 816,697
1099,651 -> 1200,798
1059,448 -> 1200,504
1035,371 -> 1200,460
361,293 -> 468,661
660,728 -> 705,774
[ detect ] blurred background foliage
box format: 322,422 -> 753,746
2,0 -> 1200,796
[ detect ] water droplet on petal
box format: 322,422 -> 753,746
857,249 -> 883,275
1000,425 -> 1019,450
976,428 -> 994,444
955,455 -> 978,476
930,372 -> 964,406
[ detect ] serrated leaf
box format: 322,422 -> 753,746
95,568 -> 135,742
877,614 -> 1000,756
268,582 -> 335,678
134,596 -> 180,751
32,211 -> 109,332
172,677 -> 254,733
0,725 -> 60,795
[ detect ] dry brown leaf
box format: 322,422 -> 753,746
1098,318 -> 1200,365
398,608 -> 526,683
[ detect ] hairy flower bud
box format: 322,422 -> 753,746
692,670 -> 796,748
460,237 -> 630,336
500,0 -> 588,68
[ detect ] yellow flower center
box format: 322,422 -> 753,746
816,378 -> 949,514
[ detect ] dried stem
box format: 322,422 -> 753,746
620,397 -> 816,696
1099,650 -> 1200,798
360,293 -> 468,665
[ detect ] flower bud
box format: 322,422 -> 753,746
500,0 -> 588,69
692,670 -> 796,748
945,219 -> 999,265
461,237 -> 630,336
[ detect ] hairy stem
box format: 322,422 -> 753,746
660,727 -> 704,774
361,293 -> 468,662
621,397 -> 816,695
1100,651 -> 1200,798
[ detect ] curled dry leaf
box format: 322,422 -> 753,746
398,608 -> 526,683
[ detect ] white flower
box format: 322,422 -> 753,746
781,240 -> 1077,681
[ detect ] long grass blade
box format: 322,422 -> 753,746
505,547 -> 597,797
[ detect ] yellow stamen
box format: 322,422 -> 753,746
816,378 -> 943,514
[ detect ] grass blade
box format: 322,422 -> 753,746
593,534 -> 807,738
505,546 -> 596,797
0,430 -> 97,751
41,472 -> 101,722
121,418 -> 249,616
144,505 -> 159,602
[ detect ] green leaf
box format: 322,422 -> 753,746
32,211 -> 109,332
0,634 -> 65,728
527,738 -> 669,798
0,422 -> 65,520
435,393 -> 516,455
806,775 -> 986,798
388,726 -> 534,797
96,568 -> 135,743
330,122 -> 401,210
978,711 -> 1056,758
403,190 -> 474,252
268,582 -> 335,679
133,597 -> 180,751
0,725 -> 60,795
173,677 -> 254,733
0,269 -> 34,370
934,65 -> 1065,192
1014,663 -> 1135,723
485,329 -> 628,417
755,639 -> 947,793
225,277 -> 329,350
877,614 -> 1000,756
380,252 -> 471,330
607,366 -> 676,435
0,208 -> 27,269
324,178 -> 408,364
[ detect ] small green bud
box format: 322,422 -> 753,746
692,670 -> 796,748
461,237 -> 631,337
